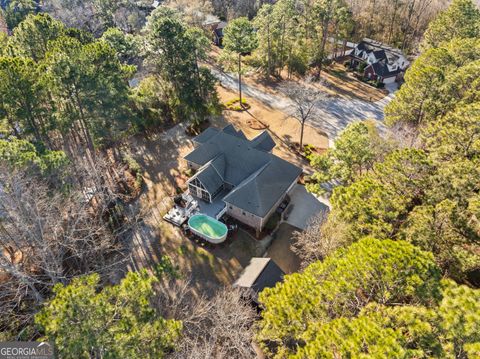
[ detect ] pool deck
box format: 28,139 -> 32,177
196,190 -> 228,219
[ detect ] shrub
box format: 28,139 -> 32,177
122,153 -> 143,190
225,98 -> 251,111
184,168 -> 195,178
358,62 -> 367,73
288,54 -> 309,77
303,144 -> 317,160
344,60 -> 351,68
323,58 -> 333,67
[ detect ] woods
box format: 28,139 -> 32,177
264,1 -> 480,357
2,0 -> 480,357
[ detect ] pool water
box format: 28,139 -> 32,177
188,214 -> 228,243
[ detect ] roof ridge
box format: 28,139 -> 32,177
224,161 -> 271,199
210,154 -> 225,180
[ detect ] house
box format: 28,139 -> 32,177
184,125 -> 302,234
202,16 -> 227,47
211,21 -> 227,47
348,38 -> 410,84
233,257 -> 285,304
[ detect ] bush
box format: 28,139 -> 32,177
344,60 -> 351,68
303,144 -> 317,160
357,62 -> 367,73
225,98 -> 251,111
123,154 -> 143,189
287,54 -> 309,77
184,168 -> 195,178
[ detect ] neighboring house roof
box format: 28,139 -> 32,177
185,125 -> 302,217
368,60 -> 401,78
216,21 -> 227,30
353,38 -> 408,70
202,14 -> 221,26
234,257 -> 285,297
213,21 -> 227,39
372,49 -> 386,60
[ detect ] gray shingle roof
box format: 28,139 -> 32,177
370,60 -> 401,78
210,153 -> 226,179
194,164 -> 224,194
223,156 -> 302,217
222,124 -> 247,140
185,126 -> 302,217
250,131 -> 276,152
234,257 -> 284,294
372,49 -> 386,60
193,127 -> 220,145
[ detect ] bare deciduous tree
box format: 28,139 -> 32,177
281,81 -> 327,149
292,211 -> 351,268
155,279 -> 257,359
0,159 -> 132,337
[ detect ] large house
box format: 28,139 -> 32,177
184,125 -> 302,234
348,38 -> 410,84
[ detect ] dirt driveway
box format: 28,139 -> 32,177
265,223 -> 302,274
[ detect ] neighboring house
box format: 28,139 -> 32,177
348,38 -> 410,84
233,257 -> 285,304
202,16 -> 227,47
211,21 -> 227,47
184,125 -> 302,234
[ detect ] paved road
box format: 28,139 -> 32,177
211,68 -> 397,144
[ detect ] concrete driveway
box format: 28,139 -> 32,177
285,185 -> 329,230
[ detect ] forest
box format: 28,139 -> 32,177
1,0 -> 480,358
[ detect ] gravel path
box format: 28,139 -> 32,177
211,68 -> 397,145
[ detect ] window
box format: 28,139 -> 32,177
201,191 -> 210,202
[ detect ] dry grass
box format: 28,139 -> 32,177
217,85 -> 329,170
320,62 -> 389,102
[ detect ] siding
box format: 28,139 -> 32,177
226,204 -> 262,230
260,177 -> 299,228
187,161 -> 201,171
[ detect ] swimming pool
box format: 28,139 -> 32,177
188,214 -> 228,244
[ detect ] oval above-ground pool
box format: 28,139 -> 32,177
188,214 -> 228,244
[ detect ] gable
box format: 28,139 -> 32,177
186,125 -> 302,216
